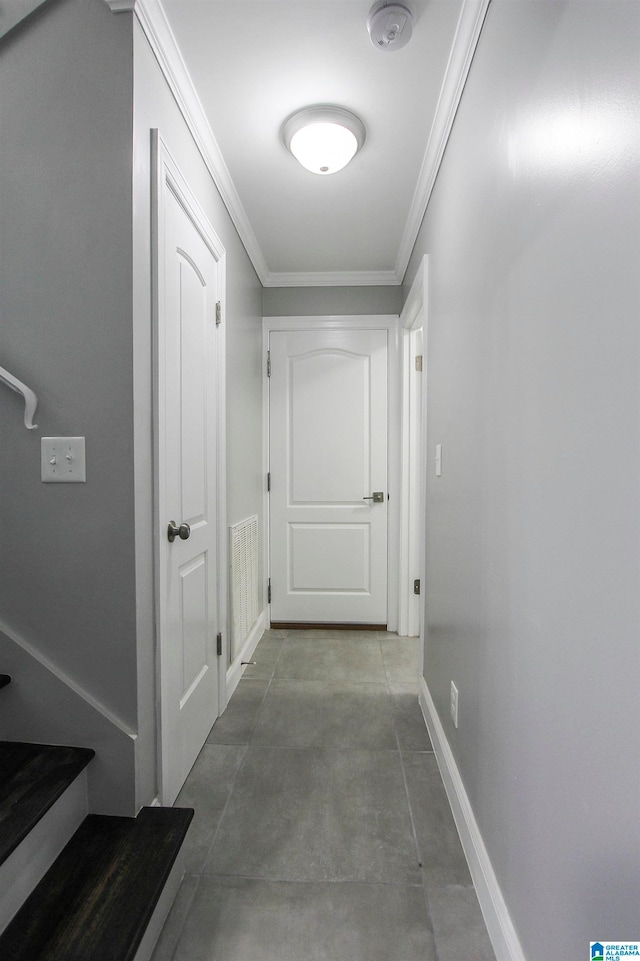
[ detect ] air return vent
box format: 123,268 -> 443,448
229,515 -> 259,662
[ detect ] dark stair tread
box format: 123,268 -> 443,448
0,806 -> 194,961
0,674 -> 11,689
0,742 -> 95,866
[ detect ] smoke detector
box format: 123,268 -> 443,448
367,1 -> 414,52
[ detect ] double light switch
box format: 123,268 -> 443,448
41,437 -> 86,482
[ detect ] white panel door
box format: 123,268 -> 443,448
158,168 -> 220,804
269,328 -> 388,625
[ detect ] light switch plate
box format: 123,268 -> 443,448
41,437 -> 86,482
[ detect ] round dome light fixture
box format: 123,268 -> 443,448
367,1 -> 414,52
282,105 -> 366,176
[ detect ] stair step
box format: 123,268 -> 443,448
0,806 -> 194,961
0,674 -> 11,689
0,742 -> 95,867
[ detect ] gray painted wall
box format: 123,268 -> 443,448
0,0 -> 264,810
263,285 -> 401,317
0,0 -> 137,728
404,2 -> 640,957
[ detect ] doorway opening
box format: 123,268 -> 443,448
398,256 -> 429,665
263,316 -> 402,632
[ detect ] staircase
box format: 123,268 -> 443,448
0,680 -> 193,960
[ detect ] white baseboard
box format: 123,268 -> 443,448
418,676 -> 527,961
225,610 -> 266,704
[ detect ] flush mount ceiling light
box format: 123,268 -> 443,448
367,0 -> 414,52
282,105 -> 366,176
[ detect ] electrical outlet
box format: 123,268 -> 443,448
450,681 -> 459,729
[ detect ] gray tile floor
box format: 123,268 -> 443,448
151,630 -> 496,961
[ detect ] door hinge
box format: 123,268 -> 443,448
216,632 -> 223,656
267,471 -> 271,492
215,301 -> 222,327
267,579 -> 271,604
415,354 -> 423,371
413,579 -> 421,596
267,350 -> 271,378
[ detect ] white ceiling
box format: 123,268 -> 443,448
155,0 -> 479,286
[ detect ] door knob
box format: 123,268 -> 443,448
363,492 -> 384,503
167,520 -> 191,542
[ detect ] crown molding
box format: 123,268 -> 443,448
124,0 -> 271,284
394,0 -> 491,282
263,269 -> 401,288
105,0 -> 490,289
103,0 -> 136,11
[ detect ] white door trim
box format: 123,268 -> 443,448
262,315 -> 401,632
152,130 -> 228,802
399,257 -> 429,655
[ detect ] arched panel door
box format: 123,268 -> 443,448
269,328 -> 388,626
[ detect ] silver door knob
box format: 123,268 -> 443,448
167,520 -> 191,542
363,492 -> 384,503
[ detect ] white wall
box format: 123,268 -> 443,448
0,0 -> 137,729
404,2 -> 640,957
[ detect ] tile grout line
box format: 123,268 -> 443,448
381,633 -> 429,903
392,664 -> 443,961
395,728 -> 424,874
198,630 -> 285,876
191,635 -> 280,878
160,873 -> 202,961
388,645 -> 440,961
200,870 -> 427,887
243,636 -> 282,738
189,742 -> 249,880
397,739 -> 443,961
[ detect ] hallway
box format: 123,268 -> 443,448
151,630 -> 496,961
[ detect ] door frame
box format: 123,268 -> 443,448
152,131 -> 228,803
398,256 -> 429,663
262,315 -> 401,632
